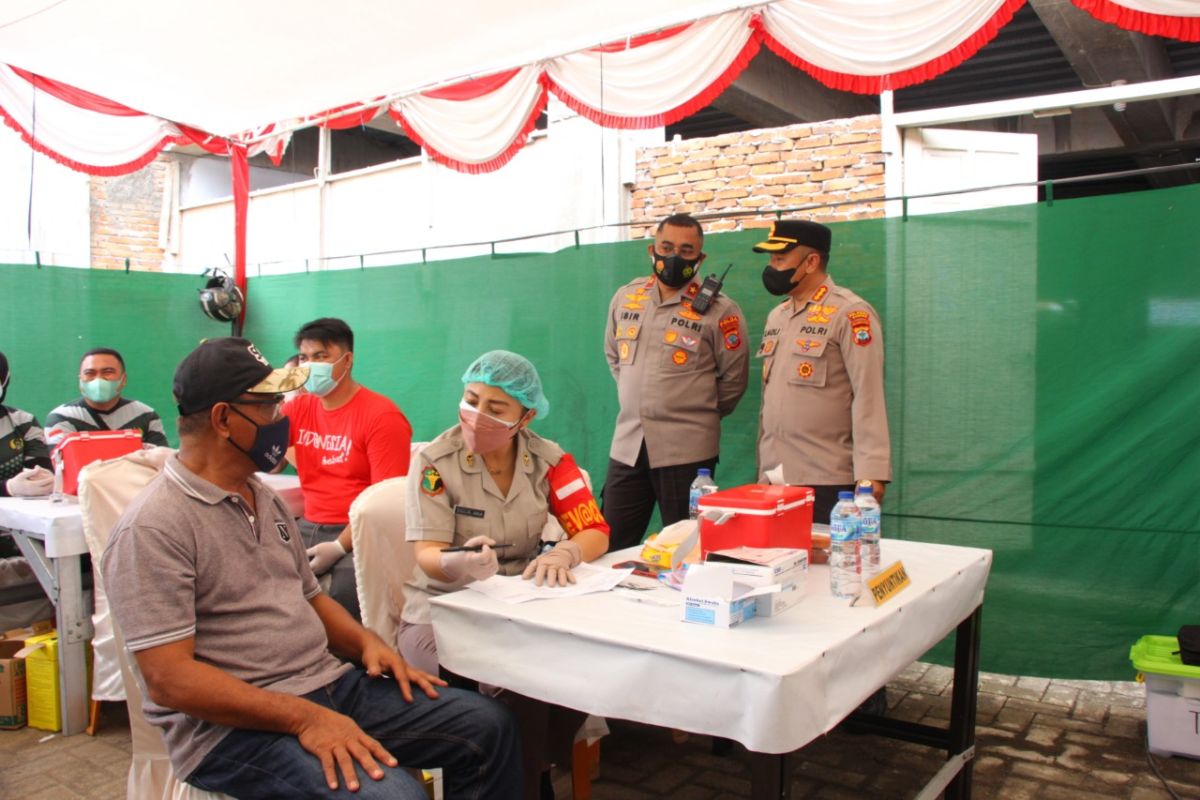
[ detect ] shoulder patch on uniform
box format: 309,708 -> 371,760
847,309 -> 873,346
421,467 -> 444,496
719,315 -> 742,350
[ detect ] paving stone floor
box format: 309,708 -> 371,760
1,662 -> 1197,799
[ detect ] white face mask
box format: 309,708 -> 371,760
303,352 -> 348,397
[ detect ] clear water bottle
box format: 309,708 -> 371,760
855,483 -> 881,578
829,491 -> 861,599
688,468 -> 718,520
49,450 -> 65,504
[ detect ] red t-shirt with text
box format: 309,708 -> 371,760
284,387 -> 412,524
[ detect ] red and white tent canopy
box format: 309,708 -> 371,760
1,0 -> 1197,313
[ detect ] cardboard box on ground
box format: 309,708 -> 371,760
0,619 -> 53,730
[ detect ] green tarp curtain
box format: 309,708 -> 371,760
2,183 -> 1197,679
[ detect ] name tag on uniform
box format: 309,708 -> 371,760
454,506 -> 485,519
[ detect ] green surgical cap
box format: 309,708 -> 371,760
461,350 -> 550,419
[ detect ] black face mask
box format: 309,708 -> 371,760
653,254 -> 701,288
227,407 -> 291,472
762,264 -> 799,296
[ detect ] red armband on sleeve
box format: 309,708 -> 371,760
546,453 -> 609,536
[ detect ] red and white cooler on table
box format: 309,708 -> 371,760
697,484 -> 814,557
53,430 -> 144,495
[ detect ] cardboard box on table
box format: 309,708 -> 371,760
697,485 -> 814,557
706,547 -> 808,617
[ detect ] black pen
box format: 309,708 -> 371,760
440,543 -> 515,553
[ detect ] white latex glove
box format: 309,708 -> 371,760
522,539 -> 583,587
6,466 -> 54,497
440,536 -> 500,583
306,540 -> 347,575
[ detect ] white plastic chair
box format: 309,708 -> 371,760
78,449 -> 230,800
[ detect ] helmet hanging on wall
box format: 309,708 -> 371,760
198,268 -> 244,322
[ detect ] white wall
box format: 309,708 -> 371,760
0,123 -> 90,267
175,100 -> 663,275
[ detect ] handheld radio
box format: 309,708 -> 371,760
691,263 -> 733,315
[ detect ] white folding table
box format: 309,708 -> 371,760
431,538 -> 992,800
0,471 -> 304,736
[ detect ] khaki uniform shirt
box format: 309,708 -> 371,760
757,276 -> 892,486
403,427 -> 604,624
605,274 -> 749,468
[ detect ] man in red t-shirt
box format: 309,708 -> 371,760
284,318 -> 412,620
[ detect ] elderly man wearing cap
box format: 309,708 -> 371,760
603,213 -> 750,550
102,338 -> 521,800
755,220 -> 891,523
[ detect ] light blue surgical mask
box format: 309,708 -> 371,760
80,378 -> 120,404
304,353 -> 348,397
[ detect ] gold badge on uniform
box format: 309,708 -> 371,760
811,285 -> 829,303
672,349 -> 689,365
664,330 -> 678,344
795,338 -> 820,351
421,467 -> 444,496
622,294 -> 645,311
686,283 -> 699,297
626,325 -> 639,338
797,362 -> 814,379
759,339 -> 776,356
807,305 -> 836,324
677,302 -> 702,321
619,341 -> 631,361
847,310 -> 873,347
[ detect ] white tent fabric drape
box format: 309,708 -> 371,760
1072,0 -> 1200,40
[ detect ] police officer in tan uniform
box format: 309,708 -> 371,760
603,213 -> 750,551
400,350 -> 609,800
755,220 -> 891,523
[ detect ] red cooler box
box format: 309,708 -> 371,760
54,430 -> 143,495
697,484 -> 814,556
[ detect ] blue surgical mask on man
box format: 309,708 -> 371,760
304,353 -> 348,397
80,377 -> 120,404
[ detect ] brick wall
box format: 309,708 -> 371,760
628,115 -> 885,238
90,156 -> 169,271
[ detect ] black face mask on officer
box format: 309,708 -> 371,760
653,253 -> 701,288
762,264 -> 800,296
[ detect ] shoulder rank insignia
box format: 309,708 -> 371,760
810,285 -> 829,304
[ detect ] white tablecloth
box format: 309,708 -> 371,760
431,538 -> 992,755
0,496 -> 87,557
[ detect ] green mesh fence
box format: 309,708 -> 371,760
2,183 -> 1197,679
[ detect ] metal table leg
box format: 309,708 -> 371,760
11,530 -> 91,735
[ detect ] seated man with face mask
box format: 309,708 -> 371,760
284,318 -> 413,621
400,350 -> 610,800
45,347 -> 169,447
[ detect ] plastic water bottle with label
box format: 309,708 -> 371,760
855,483 -> 881,578
829,491 -> 861,599
687,468 -> 718,520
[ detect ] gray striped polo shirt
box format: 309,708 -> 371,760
45,397 -> 169,447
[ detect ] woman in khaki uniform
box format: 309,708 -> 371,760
399,350 -> 609,799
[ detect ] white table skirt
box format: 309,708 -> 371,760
431,538 -> 992,755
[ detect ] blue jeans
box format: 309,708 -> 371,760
187,668 -> 523,799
